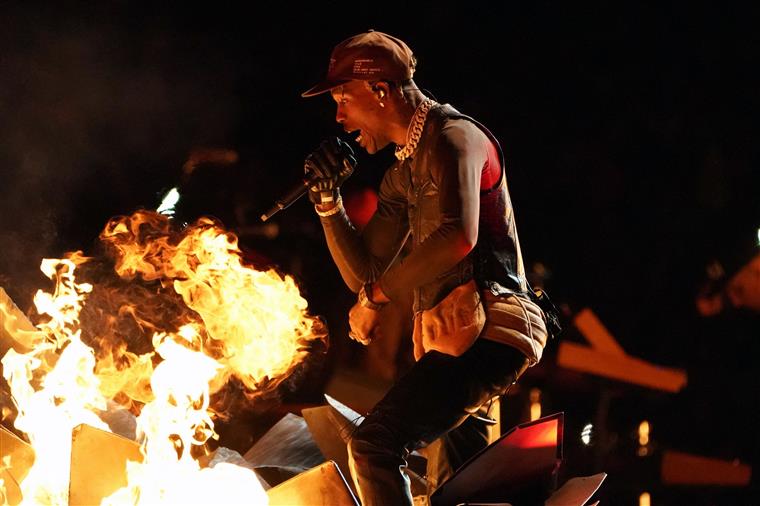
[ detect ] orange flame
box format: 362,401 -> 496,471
2,210 -> 326,505
99,211 -> 321,395
3,256 -> 110,504
103,329 -> 267,505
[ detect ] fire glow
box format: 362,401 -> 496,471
1,210 -> 326,505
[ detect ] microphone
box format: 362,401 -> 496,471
260,174 -> 316,222
261,137 -> 356,222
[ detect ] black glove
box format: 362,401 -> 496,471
304,137 -> 357,206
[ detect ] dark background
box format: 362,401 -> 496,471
1,2 -> 758,504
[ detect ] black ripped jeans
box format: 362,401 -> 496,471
347,339 -> 530,506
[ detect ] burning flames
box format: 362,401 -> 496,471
99,210 -> 320,393
1,210 -> 326,505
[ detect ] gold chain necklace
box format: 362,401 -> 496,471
394,98 -> 436,161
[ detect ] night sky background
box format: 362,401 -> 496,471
1,2 -> 758,504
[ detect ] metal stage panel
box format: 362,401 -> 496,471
266,460 -> 359,506
0,425 -> 34,506
431,413 -> 564,506
68,423 -> 142,506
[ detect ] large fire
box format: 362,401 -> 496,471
0,210 -> 327,505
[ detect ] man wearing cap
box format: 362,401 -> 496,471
302,30 -> 549,505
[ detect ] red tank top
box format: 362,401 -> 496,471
481,140 -> 502,190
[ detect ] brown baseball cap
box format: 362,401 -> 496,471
301,30 -> 416,97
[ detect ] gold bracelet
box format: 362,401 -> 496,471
315,197 -> 343,217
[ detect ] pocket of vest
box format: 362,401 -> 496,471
412,279 -> 486,361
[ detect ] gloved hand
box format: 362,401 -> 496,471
304,137 -> 356,206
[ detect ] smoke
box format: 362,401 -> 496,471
0,5 -> 240,308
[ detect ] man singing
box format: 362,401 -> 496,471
301,30 -> 549,505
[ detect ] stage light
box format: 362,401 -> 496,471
581,423 -> 593,445
638,420 -> 650,446
637,420 -> 651,457
157,187 -> 181,216
529,388 -> 541,421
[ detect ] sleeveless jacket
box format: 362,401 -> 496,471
317,103 -> 543,360
403,104 -> 528,311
